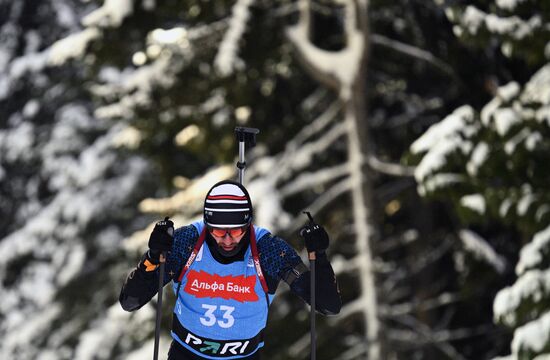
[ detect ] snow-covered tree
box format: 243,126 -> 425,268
0,1 -> 157,359
410,1 -> 550,359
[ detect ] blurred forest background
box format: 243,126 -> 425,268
1,0 -> 549,359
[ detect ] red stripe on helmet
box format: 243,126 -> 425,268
207,195 -> 248,200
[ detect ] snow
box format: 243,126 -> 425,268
511,311 -> 550,355
493,269 -> 550,327
0,121 -> 35,162
214,0 -> 253,76
248,178 -> 292,232
466,142 -> 489,176
53,0 -> 79,28
516,225 -> 550,275
2,305 -> 62,358
22,99 -> 40,118
459,229 -> 506,274
498,82 -> 521,102
494,108 -> 520,136
499,198 -> 513,217
461,6 -> 485,34
485,14 -> 541,40
417,173 -> 463,197
48,28 -> 100,66
411,105 -> 475,154
525,132 -> 542,151
504,128 -> 529,154
496,0 -> 526,11
112,125 -> 143,149
460,194 -> 486,215
56,244 -> 86,286
521,64 -> 550,105
149,27 -> 188,46
458,6 -> 542,41
75,305 -> 140,360
412,107 -> 474,189
516,192 -> 535,217
82,0 -> 134,27
175,124 -> 200,146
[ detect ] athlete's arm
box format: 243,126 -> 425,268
119,225 -> 198,312
287,251 -> 341,315
258,235 -> 341,315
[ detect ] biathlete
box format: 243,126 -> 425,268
120,180 -> 341,359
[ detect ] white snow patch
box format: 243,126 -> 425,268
522,64 -> 550,105
22,99 -> 40,118
525,132 -> 542,151
460,194 -> 486,214
511,311 -> 550,355
500,198 -> 514,218
56,244 -> 86,286
496,0 -> 525,10
517,192 -> 536,216
461,6 -> 485,34
466,142 -> 489,176
516,225 -> 550,275
494,108 -> 520,136
214,0 -> 253,76
411,105 -> 474,154
504,128 -> 530,155
82,0 -> 134,27
494,269 -> 550,326
48,28 -> 100,66
459,229 -> 506,273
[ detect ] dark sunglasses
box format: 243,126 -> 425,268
208,226 -> 248,238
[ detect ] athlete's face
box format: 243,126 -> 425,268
208,226 -> 248,252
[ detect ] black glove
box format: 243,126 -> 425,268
147,217 -> 174,263
300,214 -> 329,254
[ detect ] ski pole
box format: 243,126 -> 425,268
153,252 -> 166,360
153,218 -> 173,360
303,211 -> 316,360
234,127 -> 259,185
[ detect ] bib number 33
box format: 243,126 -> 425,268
200,304 -> 235,328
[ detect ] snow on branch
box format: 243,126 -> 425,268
214,0 -> 254,76
511,310 -> 550,358
516,225 -> 550,275
493,269 -> 550,327
365,154 -> 415,177
458,229 -> 507,274
48,28 -> 100,66
82,0 -> 134,28
370,34 -> 454,76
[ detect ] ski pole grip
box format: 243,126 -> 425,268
234,127 -> 259,148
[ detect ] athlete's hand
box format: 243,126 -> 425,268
300,213 -> 329,254
147,217 -> 174,263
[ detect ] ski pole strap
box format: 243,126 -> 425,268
249,225 -> 269,294
177,227 -> 207,283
